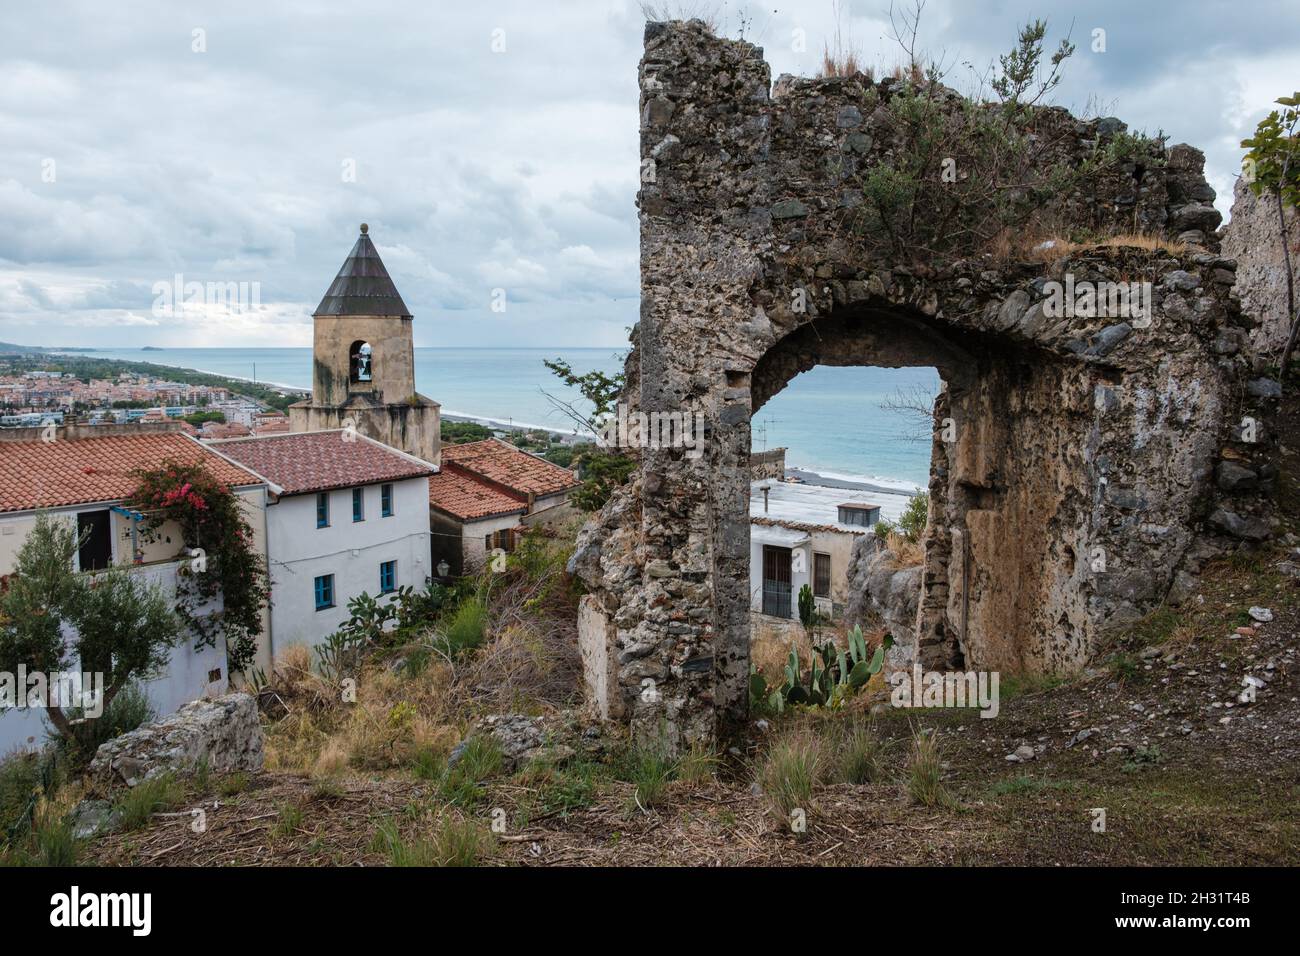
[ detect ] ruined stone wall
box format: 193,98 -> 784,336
572,21 -> 1277,752
1221,176 -> 1298,356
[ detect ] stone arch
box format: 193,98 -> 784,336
349,340 -> 373,384
570,21 -> 1277,753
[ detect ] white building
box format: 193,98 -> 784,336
0,428 -> 270,755
749,479 -> 902,622
209,430 -> 435,657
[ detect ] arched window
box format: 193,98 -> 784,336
350,341 -> 373,383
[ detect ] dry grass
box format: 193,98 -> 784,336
751,617 -> 807,682
994,231 -> 1191,265
884,529 -> 924,567
820,47 -> 866,79
757,726 -> 823,823
262,531 -> 581,781
638,1 -> 719,32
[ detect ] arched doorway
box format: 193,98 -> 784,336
571,22 -> 1275,753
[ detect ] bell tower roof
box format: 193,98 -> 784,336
314,223 -> 413,318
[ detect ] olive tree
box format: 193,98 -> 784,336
0,513 -> 182,739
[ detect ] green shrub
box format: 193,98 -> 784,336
114,773 -> 183,830
0,750 -> 69,852
897,493 -> 929,543
59,683 -> 155,765
440,595 -> 488,656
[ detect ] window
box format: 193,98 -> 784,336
349,340 -> 373,382
381,483 -> 394,517
837,505 -> 879,527
486,529 -> 515,553
76,510 -> 112,571
813,552 -> 831,599
380,560 -> 397,594
352,487 -> 364,522
316,493 -> 330,528
314,574 -> 335,610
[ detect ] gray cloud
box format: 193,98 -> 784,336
0,0 -> 1294,348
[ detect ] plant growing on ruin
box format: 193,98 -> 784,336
543,357 -> 633,511
897,492 -> 929,542
844,17 -> 1160,262
0,514 -> 183,741
989,19 -> 1075,121
127,460 -> 271,673
1241,92 -> 1300,385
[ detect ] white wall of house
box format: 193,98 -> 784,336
747,524 -> 869,621
461,512 -> 524,572
265,476 -> 431,659
520,490 -> 575,528
749,525 -> 812,621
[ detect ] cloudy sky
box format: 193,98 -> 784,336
1,0 -> 1296,349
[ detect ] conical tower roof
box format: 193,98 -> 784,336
314,223 -> 412,317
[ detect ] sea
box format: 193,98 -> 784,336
66,347 -> 939,489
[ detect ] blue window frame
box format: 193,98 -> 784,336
316,492 -> 329,528
314,574 -> 335,610
381,483 -> 394,517
352,487 -> 364,522
379,560 -> 396,594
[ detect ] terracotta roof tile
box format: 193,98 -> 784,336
440,439 -> 579,498
0,432 -> 263,514
427,469 -> 527,521
210,430 -> 434,496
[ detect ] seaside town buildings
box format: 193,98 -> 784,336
0,226 -> 579,752
207,431 -> 436,658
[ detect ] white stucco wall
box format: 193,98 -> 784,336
748,525 -> 866,621
265,476 -> 430,659
461,512 -> 524,572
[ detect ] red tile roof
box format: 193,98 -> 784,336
210,430 -> 434,496
0,432 -> 263,514
427,469 -> 528,521
440,439 -> 579,498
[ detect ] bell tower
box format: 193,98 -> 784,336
289,224 -> 440,465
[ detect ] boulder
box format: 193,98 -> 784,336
89,693 -> 263,787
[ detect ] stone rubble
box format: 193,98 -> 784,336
89,693 -> 264,787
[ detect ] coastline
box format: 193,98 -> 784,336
35,349 -> 927,494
